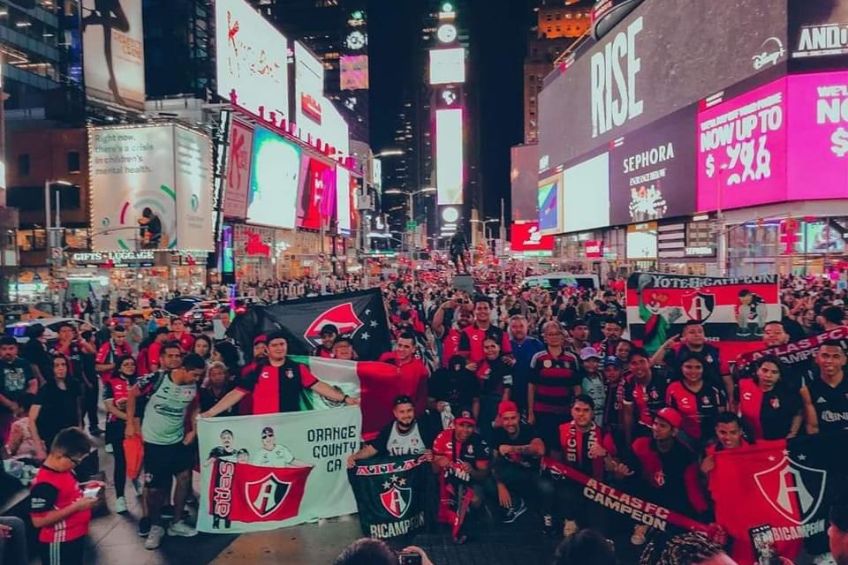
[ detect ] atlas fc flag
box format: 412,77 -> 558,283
227,289 -> 391,360
349,455 -> 428,539
198,406 -> 362,533
710,433 -> 848,564
626,273 -> 780,372
291,356 -> 410,441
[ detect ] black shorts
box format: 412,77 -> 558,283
143,442 -> 193,489
39,537 -> 85,565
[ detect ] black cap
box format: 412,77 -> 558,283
320,324 -> 339,337
393,395 -> 414,406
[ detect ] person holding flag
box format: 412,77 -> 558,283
199,332 -> 359,417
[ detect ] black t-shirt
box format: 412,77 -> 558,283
369,419 -> 436,456
199,384 -> 237,415
429,367 -> 480,414
491,424 -> 542,469
759,387 -> 802,440
35,381 -> 81,441
0,357 -> 35,413
808,373 -> 848,434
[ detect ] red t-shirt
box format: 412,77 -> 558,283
96,341 -> 133,377
458,324 -> 512,364
30,465 -> 91,543
236,359 -> 318,414
441,328 -> 464,368
378,352 -> 429,416
171,332 -> 196,354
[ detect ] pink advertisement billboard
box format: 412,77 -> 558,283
222,120 -> 253,219
787,70 -> 848,200
696,78 -> 788,212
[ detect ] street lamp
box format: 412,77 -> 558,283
384,188 -> 437,253
471,218 -> 500,241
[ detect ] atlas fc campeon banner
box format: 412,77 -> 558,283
626,273 -> 780,370
198,406 -> 361,533
349,455 -> 429,539
710,433 -> 848,564
227,289 -> 391,360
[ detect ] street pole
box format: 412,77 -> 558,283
44,180 -> 52,236
716,168 -> 727,277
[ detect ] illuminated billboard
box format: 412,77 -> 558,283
90,124 -> 214,252
248,128 -> 301,229
82,0 -> 145,110
626,222 -> 658,259
510,144 -> 539,223
341,55 -> 369,90
222,120 -> 253,219
295,41 -> 326,140
336,167 -> 352,235
562,152 -> 610,233
537,171 -> 562,234
436,108 -> 464,206
215,0 -> 288,120
429,47 -> 466,85
511,222 -> 554,253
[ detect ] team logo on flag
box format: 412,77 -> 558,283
304,303 -> 365,346
682,291 -> 716,322
379,476 -> 412,519
754,454 -> 827,525
245,473 -> 292,518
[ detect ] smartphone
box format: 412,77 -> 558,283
83,486 -> 101,499
399,552 -> 422,565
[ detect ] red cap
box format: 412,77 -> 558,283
656,407 -> 683,429
498,401 -> 519,417
454,409 -> 476,426
253,334 -> 268,346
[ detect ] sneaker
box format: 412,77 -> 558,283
115,496 -> 128,514
542,514 -> 555,536
631,524 -> 649,546
813,554 -> 837,565
167,520 -> 198,538
138,517 -> 151,537
161,505 -> 175,520
563,519 -> 579,538
105,443 -> 114,454
144,525 -> 165,550
502,498 -> 527,524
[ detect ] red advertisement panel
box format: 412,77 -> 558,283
510,222 -> 554,252
223,121 -> 253,219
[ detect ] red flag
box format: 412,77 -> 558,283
709,436 -> 839,564
210,460 -> 312,524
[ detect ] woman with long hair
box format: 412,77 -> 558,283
475,336 -> 513,444
103,355 -> 139,513
665,352 -> 726,447
738,355 -> 803,440
192,335 -> 213,364
30,354 -> 82,454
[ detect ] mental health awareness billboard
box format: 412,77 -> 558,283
82,0 -> 146,110
90,124 -> 214,252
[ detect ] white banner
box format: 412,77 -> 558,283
198,406 -> 361,533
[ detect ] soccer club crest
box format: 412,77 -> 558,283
245,473 -> 292,518
681,290 -> 716,323
754,454 -> 827,525
379,475 -> 412,519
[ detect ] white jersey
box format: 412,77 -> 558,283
386,423 -> 425,456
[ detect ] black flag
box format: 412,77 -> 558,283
227,289 -> 391,360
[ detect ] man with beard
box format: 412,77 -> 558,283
379,333 -> 430,417
348,395 -> 436,464
429,355 -> 480,429
593,318 -> 623,358
487,401 -> 548,527
314,324 -> 338,359
566,319 -> 590,358
458,296 -> 512,368
432,296 -> 473,368
507,315 -> 544,413
0,337 -> 38,443
432,410 -> 490,544
621,348 -> 672,448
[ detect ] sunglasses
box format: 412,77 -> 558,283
261,432 -> 274,439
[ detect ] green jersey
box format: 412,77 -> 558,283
137,371 -> 197,446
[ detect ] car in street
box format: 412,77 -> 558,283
182,300 -> 224,331
115,308 -> 174,328
4,317 -> 98,344
164,296 -> 205,317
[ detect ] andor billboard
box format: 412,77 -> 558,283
90,124 -> 214,252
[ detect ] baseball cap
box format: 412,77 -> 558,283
568,318 -> 588,329
497,401 -> 519,417
454,409 -> 476,426
253,334 -> 268,346
393,395 -> 414,406
580,346 -> 602,361
319,324 -> 339,337
656,407 -> 683,429
603,356 -> 621,368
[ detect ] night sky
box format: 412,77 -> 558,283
369,0 -> 531,222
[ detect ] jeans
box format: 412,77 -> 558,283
0,516 -> 28,565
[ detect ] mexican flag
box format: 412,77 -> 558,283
291,356 -> 401,440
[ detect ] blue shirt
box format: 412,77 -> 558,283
509,336 -> 545,411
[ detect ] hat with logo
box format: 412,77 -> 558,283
656,407 -> 683,429
253,334 -> 268,346
603,356 -> 621,368
454,409 -> 476,426
497,401 -> 519,417
580,346 -> 602,361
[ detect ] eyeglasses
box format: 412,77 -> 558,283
65,454 -> 85,466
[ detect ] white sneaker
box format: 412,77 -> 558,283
144,525 -> 165,550
105,443 -> 114,454
563,519 -> 579,538
813,553 -> 837,565
167,520 -> 197,537
631,524 -> 649,546
115,496 -> 128,514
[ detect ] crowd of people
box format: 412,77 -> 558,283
1,269 -> 847,564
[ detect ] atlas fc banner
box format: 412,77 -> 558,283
198,406 -> 361,533
733,326 -> 848,382
227,289 -> 391,360
710,433 -> 848,564
626,273 -> 780,371
349,455 -> 429,539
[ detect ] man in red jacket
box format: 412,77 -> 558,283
378,333 -> 430,417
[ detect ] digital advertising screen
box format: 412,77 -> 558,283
789,0 -> 848,61
222,120 -> 253,219
511,222 -> 554,253
297,157 -> 332,230
563,152 -> 610,233
696,77 -> 788,212
804,220 -> 846,254
341,55 -> 369,90
173,126 -> 214,251
436,108 -> 464,205
248,127 -> 300,229
82,0 -> 145,110
609,105 -> 697,225
538,0 -> 788,171
295,41 -> 325,141
787,70 -> 848,200
626,222 -> 658,259
336,166 -> 352,235
429,47 -> 466,85
511,144 -> 540,223
215,0 -> 288,120
537,172 -> 562,234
